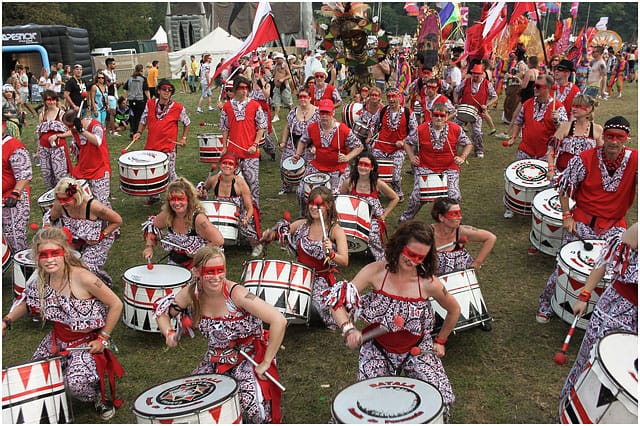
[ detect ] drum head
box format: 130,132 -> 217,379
132,374 -> 238,418
14,249 -> 35,266
37,189 -> 55,205
119,150 -> 168,166
332,377 -> 443,423
558,240 -> 609,279
533,188 -> 572,221
597,333 -> 638,403
123,264 -> 192,287
504,159 -> 549,188
303,173 -> 330,185
282,156 -> 305,171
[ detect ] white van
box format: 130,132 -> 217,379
91,47 -> 112,56
111,49 -> 136,55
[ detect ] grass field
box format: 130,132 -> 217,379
2,81 -> 637,424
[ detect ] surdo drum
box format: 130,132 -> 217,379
198,133 -> 224,163
551,240 -> 612,330
241,259 -> 314,324
335,195 -> 372,253
431,268 -> 492,333
503,159 -> 550,215
2,356 -> 73,424
2,233 -> 11,273
122,264 -> 191,332
302,173 -> 331,199
560,332 -> 637,424
13,249 -> 81,299
418,174 -> 449,202
281,157 -> 306,185
341,102 -> 363,128
37,179 -> 93,214
332,376 -> 444,423
201,201 -> 239,246
132,374 -> 242,424
530,188 -> 576,256
118,150 -> 170,196
376,158 -> 394,184
455,104 -> 479,123
352,122 -> 370,141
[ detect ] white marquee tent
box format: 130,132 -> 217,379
167,27 -> 243,78
151,26 -> 168,44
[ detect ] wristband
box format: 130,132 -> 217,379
3,316 -> 12,330
341,322 -> 355,337
99,231 -> 105,241
433,336 -> 447,345
562,212 -> 573,220
97,335 -> 110,348
166,329 -> 176,339
99,330 -> 111,338
329,251 -> 336,260
578,289 -> 592,302
11,190 -> 20,199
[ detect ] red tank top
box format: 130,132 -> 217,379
145,99 -> 185,153
459,77 -> 489,109
223,100 -> 261,159
377,107 -> 408,154
519,98 -> 557,158
72,120 -> 111,179
416,122 -> 462,172
308,121 -> 352,173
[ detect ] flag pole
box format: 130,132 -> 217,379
534,4 -> 549,66
270,9 -> 296,90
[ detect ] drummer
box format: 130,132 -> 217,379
2,122 -> 32,254
399,103 -> 473,222
358,86 -> 383,136
340,152 -> 399,261
44,177 -> 122,286
560,223 -> 638,400
328,221 -> 458,421
249,73 -> 277,161
279,88 -> 318,195
154,246 -> 286,423
421,78 -> 456,123
291,99 -> 362,216
263,186 -> 349,328
142,177 -> 224,270
2,227 -> 124,421
430,197 -> 496,275
197,153 -> 263,257
368,87 -> 418,201
36,89 -> 73,190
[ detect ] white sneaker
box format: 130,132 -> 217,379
95,400 -> 115,421
272,116 -> 280,123
251,244 -> 264,257
112,131 -> 121,137
278,190 -> 287,195
503,209 -> 514,219
208,106 -> 215,111
196,107 -> 203,113
495,132 -> 509,139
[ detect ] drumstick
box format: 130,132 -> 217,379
436,236 -> 468,252
360,324 -> 390,342
238,349 -> 286,392
76,100 -> 84,118
160,239 -> 184,251
146,257 -> 154,270
552,84 -> 558,111
227,139 -> 250,152
554,315 -> 580,365
199,121 -> 218,127
121,138 -> 138,154
579,239 -> 594,251
313,197 -> 331,258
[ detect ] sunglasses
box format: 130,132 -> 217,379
220,160 -> 236,167
97,76 -> 105,79
603,130 -> 629,143
159,87 -> 173,92
319,111 -> 332,115
358,160 -> 373,169
315,74 -> 326,79
443,209 -> 462,220
201,265 -> 225,276
360,88 -> 369,93
432,112 -> 447,118
534,83 -> 547,89
169,195 -> 188,203
38,248 -> 65,260
401,246 -> 427,265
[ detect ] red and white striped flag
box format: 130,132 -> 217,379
210,1 -> 279,83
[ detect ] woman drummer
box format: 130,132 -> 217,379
262,186 -> 349,328
279,88 -> 318,195
560,223 -> 638,400
328,220 -> 459,420
45,177 -> 122,287
340,152 -> 399,261
197,153 -> 263,257
154,246 -> 286,423
546,94 -> 603,182
2,227 -> 123,421
430,197 -> 496,275
142,177 -> 224,269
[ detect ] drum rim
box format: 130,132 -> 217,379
331,376 -> 444,423
122,264 -> 192,286
282,156 -> 306,170
118,150 -> 169,165
13,249 -> 34,264
2,355 -> 63,371
303,172 -> 331,184
201,200 -> 239,208
558,239 -> 607,276
504,159 -> 550,186
596,332 -> 639,402
131,373 -> 240,418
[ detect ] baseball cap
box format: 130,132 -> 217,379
318,99 -> 334,113
73,64 -> 83,69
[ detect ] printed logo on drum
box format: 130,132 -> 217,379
157,381 -> 217,406
514,163 -> 547,183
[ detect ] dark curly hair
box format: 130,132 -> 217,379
347,151 -> 379,190
384,220 -> 437,277
430,197 -> 460,222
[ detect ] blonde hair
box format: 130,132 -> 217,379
572,94 -> 598,120
31,227 -> 84,321
162,177 -> 204,228
188,246 -> 226,323
54,177 -> 87,205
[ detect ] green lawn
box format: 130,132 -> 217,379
2,82 -> 637,423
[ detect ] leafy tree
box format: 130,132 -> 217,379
2,2 -> 76,27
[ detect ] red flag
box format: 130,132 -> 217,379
210,1 -> 279,83
510,2 -> 536,24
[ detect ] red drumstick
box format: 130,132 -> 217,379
554,315 -> 580,365
146,257 -> 154,270
30,223 -> 38,231
199,121 -> 217,127
283,211 -> 291,222
121,138 -> 138,154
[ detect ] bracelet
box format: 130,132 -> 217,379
166,329 -> 176,339
99,330 -> 111,338
433,336 -> 448,345
329,251 -> 336,260
562,212 -> 573,220
97,335 -> 110,348
577,289 -> 592,302
3,316 -> 12,330
341,322 -> 355,337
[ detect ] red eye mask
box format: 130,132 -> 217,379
401,246 -> 426,265
443,210 -> 462,220
201,265 -> 225,276
38,249 -> 65,260
169,195 -> 188,203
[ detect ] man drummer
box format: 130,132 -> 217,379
308,66 -> 342,109
553,59 -> 581,116
399,104 -> 472,222
292,99 -> 362,216
62,110 -> 112,206
368,87 -> 418,201
421,77 -> 456,123
132,79 -> 191,206
536,116 -> 637,324
219,76 -> 267,209
453,63 -> 497,159
503,74 -> 568,219
2,122 -> 32,254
